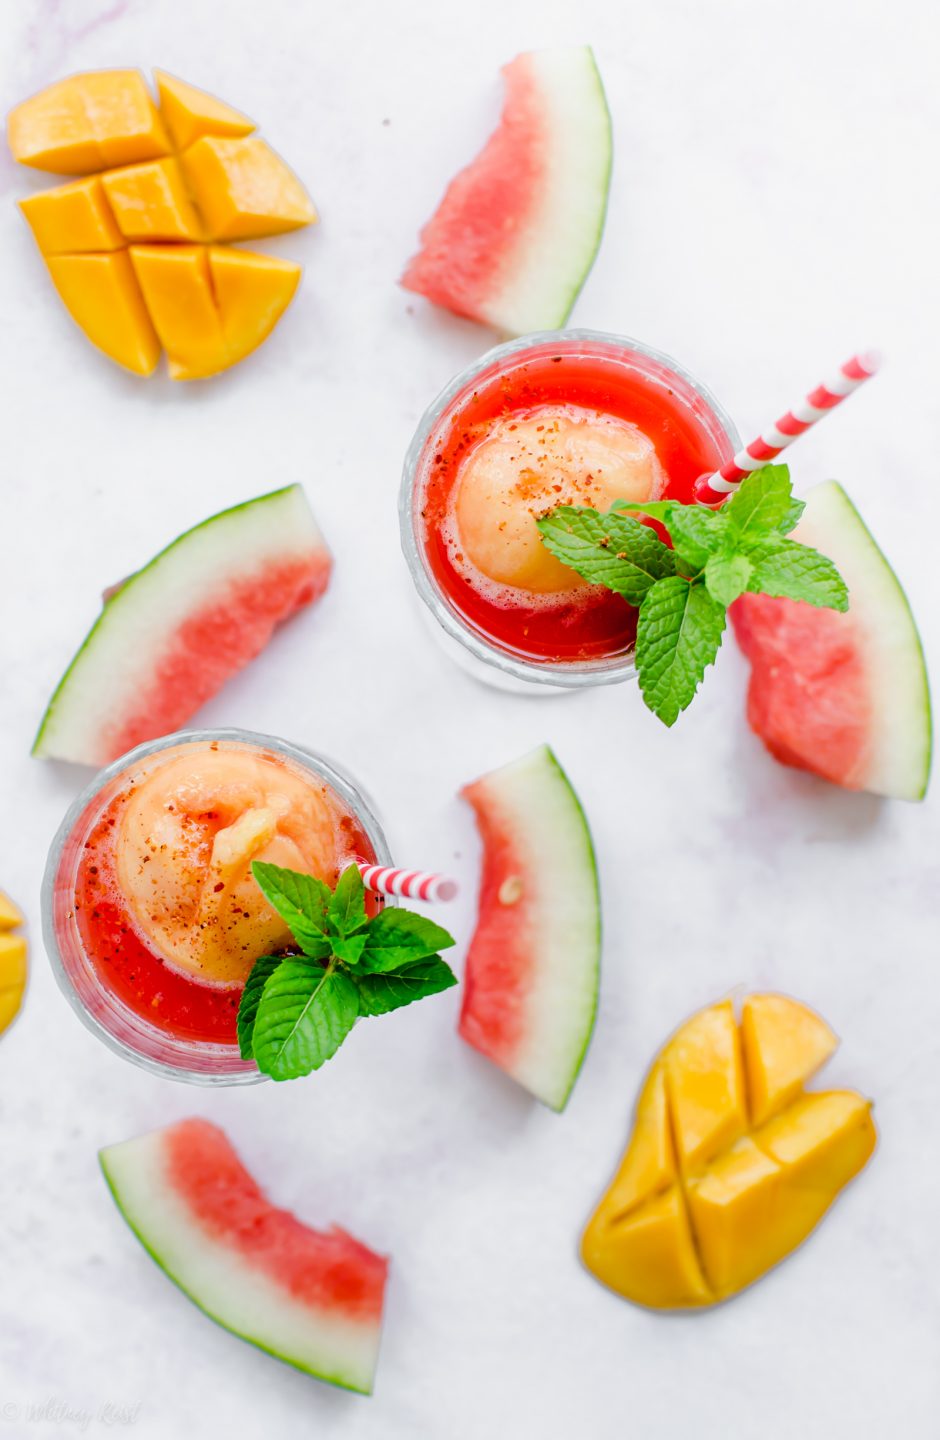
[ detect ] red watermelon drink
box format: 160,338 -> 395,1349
42,730 -> 390,1082
401,331 -> 739,689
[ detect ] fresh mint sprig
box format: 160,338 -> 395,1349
238,862 -> 458,1081
536,464 -> 848,726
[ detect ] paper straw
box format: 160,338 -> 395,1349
356,861 -> 458,903
694,352 -> 881,504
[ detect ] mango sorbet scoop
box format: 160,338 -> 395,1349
582,995 -> 876,1309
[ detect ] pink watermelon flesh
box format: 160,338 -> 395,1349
34,485 -> 331,766
460,775 -> 532,1067
459,745 -> 599,1112
402,55 -> 541,325
100,1118 -> 388,1393
401,47 -> 611,336
165,1120 -> 386,1320
730,481 -> 930,799
731,592 -> 871,788
106,551 -> 328,760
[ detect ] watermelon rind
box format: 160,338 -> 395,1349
99,1128 -> 382,1395
492,47 -> 613,335
33,484 -> 327,766
462,744 -> 601,1111
758,482 -> 931,800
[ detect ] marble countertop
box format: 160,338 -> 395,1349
1,1 -> 938,1436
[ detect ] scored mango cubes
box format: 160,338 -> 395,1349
8,69 -> 316,378
0,891 -> 27,1037
581,995 -> 875,1309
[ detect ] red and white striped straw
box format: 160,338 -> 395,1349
694,351 -> 881,505
356,861 -> 458,903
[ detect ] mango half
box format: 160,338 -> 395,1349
582,995 -> 875,1309
8,70 -> 314,378
0,891 -> 27,1036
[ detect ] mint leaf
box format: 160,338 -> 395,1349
237,954 -> 281,1060
330,932 -> 367,966
610,498 -> 674,520
354,957 -> 458,1016
358,909 -> 457,974
635,577 -> 726,725
536,507 -> 675,605
329,864 -> 368,935
704,552 -> 752,607
745,536 -> 849,610
724,465 -> 796,538
251,862 -> 332,957
240,864 -> 461,1079
779,497 -> 806,534
252,961 -> 359,1080
664,505 -> 731,571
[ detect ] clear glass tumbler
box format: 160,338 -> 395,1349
42,728 -> 392,1085
400,329 -> 740,693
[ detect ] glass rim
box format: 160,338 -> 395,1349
41,727 -> 394,1086
399,328 -> 742,689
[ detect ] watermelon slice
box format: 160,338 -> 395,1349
460,744 -> 600,1111
100,1119 -> 388,1394
731,481 -> 931,800
401,47 -> 612,336
34,485 -> 331,766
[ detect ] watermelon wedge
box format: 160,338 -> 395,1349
731,481 -> 931,800
460,744 -> 600,1111
34,485 -> 331,766
401,47 -> 612,336
100,1119 -> 388,1395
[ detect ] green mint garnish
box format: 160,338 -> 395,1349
635,576 -> 726,726
236,953 -> 281,1061
251,960 -> 360,1079
354,959 -> 460,1016
238,861 -> 458,1081
535,506 -> 675,604
536,464 -> 848,727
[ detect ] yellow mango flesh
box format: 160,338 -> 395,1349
0,891 -> 26,930
582,995 -> 876,1309
588,1066 -> 675,1222
0,935 -> 27,992
102,158 -> 203,241
7,69 -> 314,378
7,77 -> 105,174
19,176 -> 125,253
741,992 -> 838,1124
130,246 -> 227,380
77,71 -> 170,168
154,70 -> 255,150
584,1188 -> 713,1309
663,998 -> 748,1170
0,900 -> 27,1038
46,252 -> 161,376
181,136 -> 317,240
8,71 -> 169,173
208,247 -> 301,363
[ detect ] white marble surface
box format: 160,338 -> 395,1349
1,1 -> 939,1435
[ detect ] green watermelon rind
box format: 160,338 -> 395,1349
541,745 -> 602,1110
33,484 -> 324,765
535,47 -> 613,332
99,1137 -> 380,1396
797,482 -> 931,800
463,743 -> 601,1112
